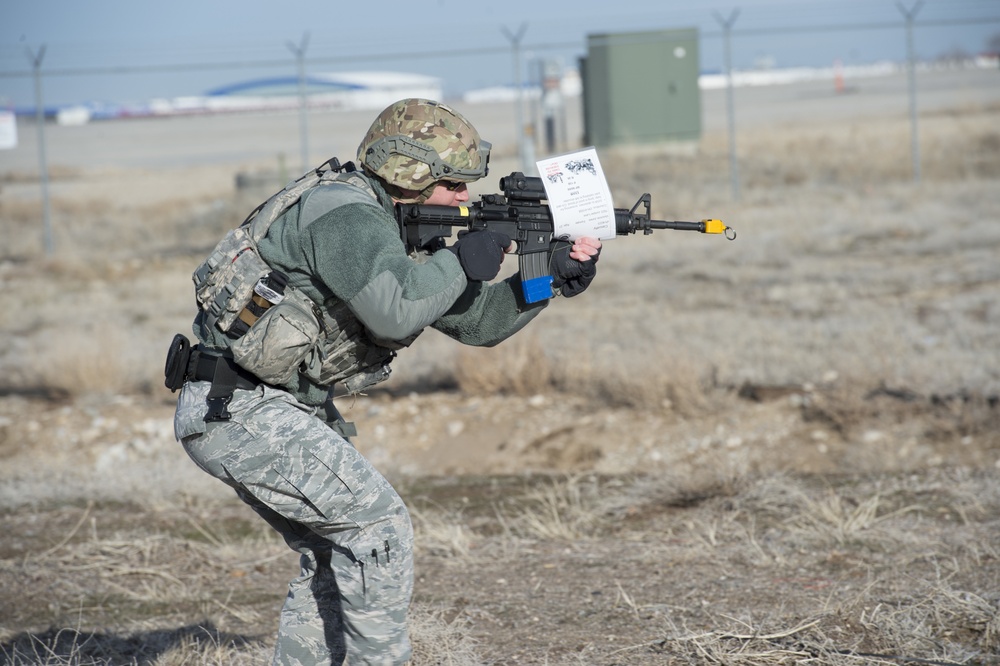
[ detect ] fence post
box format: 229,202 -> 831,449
502,23 -> 531,172
288,33 -> 311,175
713,9 -> 741,201
896,1 -> 924,183
26,45 -> 54,257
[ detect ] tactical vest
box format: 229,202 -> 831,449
192,158 -> 409,395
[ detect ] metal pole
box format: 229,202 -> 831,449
713,9 -> 741,201
502,23 -> 528,171
896,1 -> 923,183
287,33 -> 310,175
26,46 -> 54,256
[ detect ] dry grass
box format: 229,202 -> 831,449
455,335 -> 712,416
454,333 -> 554,397
0,626 -> 272,666
599,103 -> 1000,200
410,504 -> 475,558
628,581 -> 999,665
14,322 -> 145,398
495,474 -> 602,541
2,85 -> 999,665
2,468 -> 998,664
409,605 -> 486,666
3,104 -> 999,410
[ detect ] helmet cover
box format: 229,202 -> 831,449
358,98 -> 490,201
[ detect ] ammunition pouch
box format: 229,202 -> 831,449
230,289 -> 320,387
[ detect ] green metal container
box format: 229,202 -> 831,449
582,28 -> 701,147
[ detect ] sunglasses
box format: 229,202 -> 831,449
441,180 -> 467,192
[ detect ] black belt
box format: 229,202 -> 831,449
186,347 -> 263,421
193,350 -> 356,436
164,335 -> 355,435
190,349 -> 262,391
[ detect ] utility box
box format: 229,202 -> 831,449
581,28 -> 701,148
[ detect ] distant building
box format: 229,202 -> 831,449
43,71 -> 443,124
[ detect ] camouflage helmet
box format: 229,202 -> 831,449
358,98 -> 491,202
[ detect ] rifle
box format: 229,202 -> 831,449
395,171 -> 736,304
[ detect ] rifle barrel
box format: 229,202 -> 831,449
616,211 -> 733,238
646,220 -> 706,232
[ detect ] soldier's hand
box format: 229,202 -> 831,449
447,230 -> 513,282
550,237 -> 601,297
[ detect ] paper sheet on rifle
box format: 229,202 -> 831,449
536,148 -> 617,241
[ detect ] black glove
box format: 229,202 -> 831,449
446,230 -> 512,282
550,239 -> 600,297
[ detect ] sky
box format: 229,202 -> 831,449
1,0 -> 998,108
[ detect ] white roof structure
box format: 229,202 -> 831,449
53,71 -> 445,123
191,71 -> 444,114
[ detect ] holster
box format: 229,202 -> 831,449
164,334 -> 192,392
164,334 -> 250,422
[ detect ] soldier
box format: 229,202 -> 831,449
171,98 -> 601,665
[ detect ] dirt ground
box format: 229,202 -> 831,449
1,68 -> 999,664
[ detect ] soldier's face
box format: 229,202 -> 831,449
422,181 -> 470,206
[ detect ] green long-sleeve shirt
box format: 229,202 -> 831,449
195,174 -> 546,404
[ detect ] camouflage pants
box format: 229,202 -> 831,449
174,381 -> 414,665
